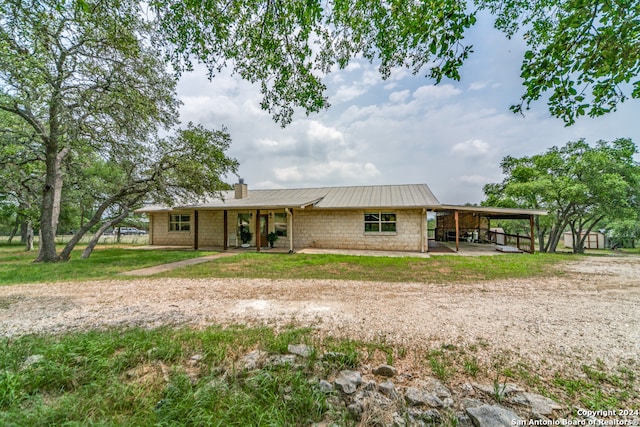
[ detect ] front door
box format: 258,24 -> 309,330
260,214 -> 269,247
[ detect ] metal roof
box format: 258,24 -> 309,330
136,184 -> 442,212
438,205 -> 548,217
135,185 -> 547,216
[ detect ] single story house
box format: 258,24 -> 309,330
137,181 -> 546,253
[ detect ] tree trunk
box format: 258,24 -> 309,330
8,220 -> 18,244
25,220 -> 34,251
81,210 -> 130,259
35,144 -> 69,262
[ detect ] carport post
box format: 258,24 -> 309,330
529,215 -> 535,254
454,210 -> 459,252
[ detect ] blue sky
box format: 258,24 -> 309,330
175,13 -> 639,205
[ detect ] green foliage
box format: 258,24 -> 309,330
484,138 -> 640,253
153,0 -> 476,126
477,0 -> 640,125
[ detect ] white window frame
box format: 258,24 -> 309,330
169,213 -> 191,232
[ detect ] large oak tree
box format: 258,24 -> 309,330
1,0 -> 179,261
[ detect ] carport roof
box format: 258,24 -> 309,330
437,205 -> 547,218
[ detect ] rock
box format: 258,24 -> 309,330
407,407 -> 441,423
509,392 -> 563,416
466,404 -> 523,427
471,382 -> 523,400
288,343 -> 312,357
378,380 -> 398,398
267,354 -> 297,367
363,380 -> 377,391
422,377 -> 452,399
405,387 -> 443,407
456,411 -> 475,427
21,354 -> 44,369
319,379 -> 334,393
461,397 -> 485,409
334,370 -> 362,394
239,349 -> 268,370
347,402 -> 364,419
190,354 -> 203,361
373,364 -> 397,377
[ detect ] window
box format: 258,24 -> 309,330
169,214 -> 190,231
364,212 -> 396,233
274,212 -> 287,237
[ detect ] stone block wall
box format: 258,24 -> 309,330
292,209 -> 426,251
150,211 -> 193,246
149,208 -> 427,251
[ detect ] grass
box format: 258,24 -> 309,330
0,242 -> 215,285
0,327 -> 637,426
0,241 -> 572,286
157,251 -> 572,284
0,325 -> 347,426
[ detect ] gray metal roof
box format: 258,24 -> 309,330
154,184 -> 442,211
135,184 -> 548,216
438,205 -> 548,216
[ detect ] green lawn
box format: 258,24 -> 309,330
157,251 -> 572,284
0,243 -> 215,285
0,242 -> 573,285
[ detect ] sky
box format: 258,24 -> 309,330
174,13 -> 639,205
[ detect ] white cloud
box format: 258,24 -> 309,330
332,84 -> 368,103
274,161 -> 380,183
389,90 -> 411,103
306,121 -> 344,145
413,84 -> 461,100
469,81 -> 488,91
451,139 -> 491,157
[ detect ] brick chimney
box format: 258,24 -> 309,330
234,178 -> 248,199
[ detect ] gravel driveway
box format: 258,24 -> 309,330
1,255 -> 639,374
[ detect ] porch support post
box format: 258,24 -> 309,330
148,215 -> 153,245
256,209 -> 261,252
454,210 -> 459,252
286,208 -> 293,253
193,210 -> 199,250
420,208 -> 426,253
223,210 -> 228,251
529,214 -> 535,254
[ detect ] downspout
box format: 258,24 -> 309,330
285,208 -> 293,253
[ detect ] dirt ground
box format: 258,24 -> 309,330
1,255 -> 639,375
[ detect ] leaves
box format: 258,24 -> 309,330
152,0 -> 476,125
483,138 -> 640,252
477,0 -> 640,125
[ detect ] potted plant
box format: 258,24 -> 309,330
240,225 -> 252,247
266,232 -> 278,248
